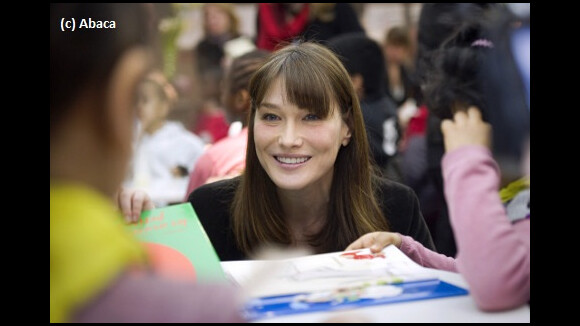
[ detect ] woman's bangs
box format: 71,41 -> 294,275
279,55 -> 336,118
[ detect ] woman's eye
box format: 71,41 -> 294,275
304,113 -> 320,121
262,113 -> 280,121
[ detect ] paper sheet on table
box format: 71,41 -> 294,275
227,245 -> 437,298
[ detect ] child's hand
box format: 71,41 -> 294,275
345,232 -> 402,253
116,187 -> 155,223
441,106 -> 492,153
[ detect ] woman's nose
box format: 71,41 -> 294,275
278,121 -> 303,148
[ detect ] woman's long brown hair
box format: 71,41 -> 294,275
231,42 -> 389,256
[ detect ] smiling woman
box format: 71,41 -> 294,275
187,42 -> 435,261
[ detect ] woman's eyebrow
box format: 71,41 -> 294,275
259,101 -> 314,112
259,102 -> 281,110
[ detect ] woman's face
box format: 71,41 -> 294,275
254,77 -> 351,191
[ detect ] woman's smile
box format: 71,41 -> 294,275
273,155 -> 312,169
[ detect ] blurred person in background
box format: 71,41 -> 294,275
302,3 -> 365,45
382,25 -> 420,108
124,70 -> 205,207
256,3 -> 365,51
346,4 -> 530,311
255,3 -> 310,51
381,24 -> 425,153
381,25 -> 434,231
191,3 -> 241,144
185,49 -> 270,195
327,32 -> 402,181
50,3 -> 245,322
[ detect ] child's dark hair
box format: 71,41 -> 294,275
327,32 -> 388,101
415,3 -> 498,102
422,21 -> 493,120
50,3 -> 153,131
226,49 -> 271,96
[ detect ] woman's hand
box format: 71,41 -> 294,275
345,232 -> 402,253
116,187 -> 155,223
441,106 -> 492,153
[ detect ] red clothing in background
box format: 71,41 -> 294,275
193,111 -> 229,144
406,104 -> 429,138
256,3 -> 310,51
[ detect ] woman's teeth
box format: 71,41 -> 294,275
276,156 -> 309,164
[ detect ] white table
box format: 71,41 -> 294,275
221,261 -> 530,323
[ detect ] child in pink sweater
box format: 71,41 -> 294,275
347,5 -> 530,311
346,107 -> 529,312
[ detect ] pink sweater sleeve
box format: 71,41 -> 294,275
442,146 -> 530,311
399,234 -> 457,272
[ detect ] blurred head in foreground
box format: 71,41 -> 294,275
50,3 -> 153,196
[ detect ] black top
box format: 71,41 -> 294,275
361,95 -> 400,171
188,176 -> 436,261
302,3 -> 364,44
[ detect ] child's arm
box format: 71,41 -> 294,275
441,108 -> 530,311
345,232 -> 457,272
116,188 -> 155,223
442,146 -> 530,311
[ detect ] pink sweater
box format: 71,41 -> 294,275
399,145 -> 530,311
185,128 -> 248,197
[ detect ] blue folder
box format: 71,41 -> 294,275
242,279 -> 468,321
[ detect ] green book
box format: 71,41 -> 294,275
126,202 -> 226,282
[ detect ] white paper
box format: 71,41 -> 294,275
228,245 -> 437,299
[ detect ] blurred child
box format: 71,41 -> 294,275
255,3 -> 310,51
327,32 -> 401,178
50,3 -> 244,322
192,3 -> 241,144
382,25 -> 416,107
347,5 -> 530,312
185,49 -> 270,195
126,71 -> 205,206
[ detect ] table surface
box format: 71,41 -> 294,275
221,261 -> 530,323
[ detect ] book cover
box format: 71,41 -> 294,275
230,246 -> 468,321
126,202 -> 226,282
243,279 -> 468,321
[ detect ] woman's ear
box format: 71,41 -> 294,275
104,48 -> 150,149
341,125 -> 352,147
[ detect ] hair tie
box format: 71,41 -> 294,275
471,39 -> 494,48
